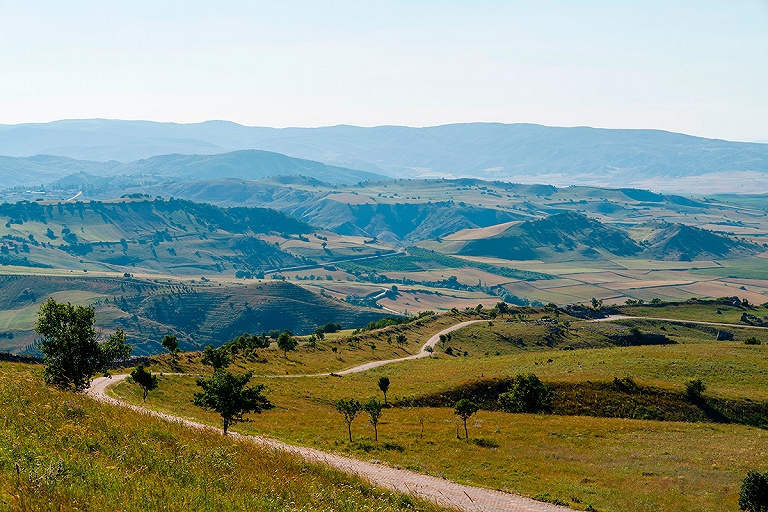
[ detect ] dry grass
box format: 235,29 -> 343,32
0,362 -> 445,512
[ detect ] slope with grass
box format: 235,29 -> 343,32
0,362 -> 445,512
108,306 -> 768,512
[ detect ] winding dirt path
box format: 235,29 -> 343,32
87,319 -> 574,512
593,314 -> 768,330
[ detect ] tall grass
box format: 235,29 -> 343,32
0,363 -> 443,512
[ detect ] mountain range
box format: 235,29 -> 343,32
3,120 -> 768,192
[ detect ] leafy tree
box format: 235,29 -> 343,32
335,398 -> 362,442
35,298 -> 133,391
130,364 -> 158,401
192,369 -> 273,434
277,331 -> 297,358
201,345 -> 231,370
396,334 -> 407,345
498,374 -> 553,413
495,301 -> 509,317
161,334 -> 179,357
739,470 -> 768,512
377,376 -> 390,404
362,397 -> 384,441
454,399 -> 480,439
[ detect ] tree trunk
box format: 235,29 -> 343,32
347,422 -> 353,442
223,418 -> 229,435
383,392 -> 387,405
463,418 -> 468,439
374,424 -> 378,441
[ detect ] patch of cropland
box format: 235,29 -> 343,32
0,362 -> 443,512
0,275 -> 388,355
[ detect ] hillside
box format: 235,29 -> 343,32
3,120 -> 768,191
643,222 -> 762,261
459,211 -> 642,260
0,149 -> 386,188
0,362 -> 442,512
0,198 -> 312,274
0,275 -> 389,355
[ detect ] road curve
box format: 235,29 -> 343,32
87,317 -> 574,512
593,314 -> 768,330
275,319 -> 486,378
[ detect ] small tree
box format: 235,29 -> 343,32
685,379 -> 706,401
192,369 -> 273,434
396,334 -> 407,345
454,399 -> 480,439
496,301 -> 509,317
35,298 -> 132,391
424,345 -> 434,357
498,374 -> 553,413
335,398 -> 362,442
161,334 -> 179,358
362,397 -> 383,441
130,364 -> 158,401
277,331 -> 297,358
201,345 -> 231,370
739,470 -> 768,512
377,376 -> 390,405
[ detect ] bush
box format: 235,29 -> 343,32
745,337 -> 762,345
684,379 -> 706,401
739,470 -> 768,512
498,374 -> 553,413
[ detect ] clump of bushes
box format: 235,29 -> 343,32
744,337 -> 762,345
684,379 -> 706,401
498,373 -> 553,413
739,470 -> 768,512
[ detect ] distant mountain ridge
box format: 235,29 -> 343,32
2,119 -> 768,191
0,149 -> 386,188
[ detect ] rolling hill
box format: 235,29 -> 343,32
0,149 -> 387,188
459,211 -> 643,260
3,120 -> 768,191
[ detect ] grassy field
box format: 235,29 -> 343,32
0,362 -> 445,512
109,308 -> 768,512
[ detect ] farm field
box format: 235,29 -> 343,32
109,307 -> 768,512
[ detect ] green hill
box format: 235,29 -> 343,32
0,275 -> 388,355
643,222 -> 762,261
459,211 -> 642,260
0,197 -> 311,275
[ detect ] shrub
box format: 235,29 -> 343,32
498,374 -> 553,413
739,470 -> 768,512
745,337 -> 762,345
684,379 -> 706,401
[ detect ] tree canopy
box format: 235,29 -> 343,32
35,298 -> 133,391
192,369 -> 273,434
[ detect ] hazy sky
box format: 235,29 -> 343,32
1,1 -> 766,141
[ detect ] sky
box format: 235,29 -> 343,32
0,1 -> 766,142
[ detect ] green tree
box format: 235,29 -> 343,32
396,334 -> 407,345
192,369 -> 273,434
35,298 -> 132,391
495,301 -> 509,317
454,399 -> 480,439
130,364 -> 158,401
377,376 -> 390,405
201,345 -> 231,370
362,397 -> 384,441
335,398 -> 362,442
277,331 -> 297,358
161,334 -> 179,357
739,470 -> 768,512
498,374 -> 553,413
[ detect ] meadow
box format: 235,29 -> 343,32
0,362 -> 446,512
110,307 -> 768,512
